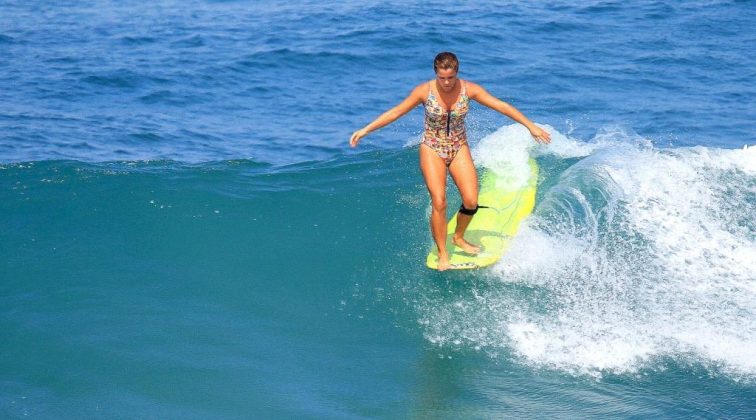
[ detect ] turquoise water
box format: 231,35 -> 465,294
2,1 -> 755,418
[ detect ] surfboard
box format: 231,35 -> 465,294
426,158 -> 539,270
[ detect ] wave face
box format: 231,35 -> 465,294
414,125 -> 756,379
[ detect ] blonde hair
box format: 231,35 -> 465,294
433,52 -> 459,73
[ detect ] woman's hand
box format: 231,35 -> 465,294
350,128 -> 369,147
529,126 -> 551,144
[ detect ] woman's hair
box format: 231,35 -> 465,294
433,52 -> 459,73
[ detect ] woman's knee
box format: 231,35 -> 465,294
430,195 -> 447,212
461,197 -> 478,210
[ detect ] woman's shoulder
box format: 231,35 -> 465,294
409,81 -> 432,100
463,80 -> 482,91
462,80 -> 486,98
415,80 -> 433,92
416,80 -> 433,89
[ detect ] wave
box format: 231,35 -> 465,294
3,124 -> 754,381
413,124 -> 756,380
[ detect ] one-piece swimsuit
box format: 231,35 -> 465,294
422,80 -> 469,165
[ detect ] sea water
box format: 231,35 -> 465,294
1,1 -> 755,417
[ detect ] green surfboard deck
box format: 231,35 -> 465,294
426,158 -> 538,270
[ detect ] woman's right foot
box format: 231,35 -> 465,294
437,252 -> 451,271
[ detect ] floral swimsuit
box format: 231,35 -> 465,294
422,80 -> 469,166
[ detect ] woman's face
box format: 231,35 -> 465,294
435,67 -> 458,92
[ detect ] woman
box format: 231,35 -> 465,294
350,52 -> 551,271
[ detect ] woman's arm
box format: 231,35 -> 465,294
467,82 -> 551,144
350,84 -> 426,147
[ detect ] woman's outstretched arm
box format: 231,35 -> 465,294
467,82 -> 551,144
350,84 -> 427,147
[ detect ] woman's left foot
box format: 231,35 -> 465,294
452,236 -> 481,254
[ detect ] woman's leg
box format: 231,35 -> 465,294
448,144 -> 480,253
419,144 -> 451,270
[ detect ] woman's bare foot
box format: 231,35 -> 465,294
452,235 -> 481,254
437,252 -> 451,271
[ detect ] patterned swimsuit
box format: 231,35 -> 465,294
422,80 -> 469,165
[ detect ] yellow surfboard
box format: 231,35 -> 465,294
426,158 -> 538,270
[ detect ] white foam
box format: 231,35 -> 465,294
415,126 -> 756,379
474,123 -> 551,190
475,126 -> 532,191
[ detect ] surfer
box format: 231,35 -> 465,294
350,52 -> 551,270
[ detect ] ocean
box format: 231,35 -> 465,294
1,0 -> 755,417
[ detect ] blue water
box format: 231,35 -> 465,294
2,0 -> 755,417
